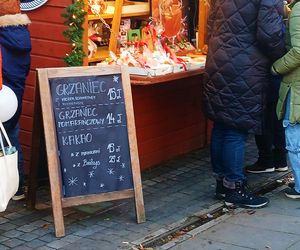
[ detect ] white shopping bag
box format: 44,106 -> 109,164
0,121 -> 19,212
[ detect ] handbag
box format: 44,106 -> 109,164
0,120 -> 19,212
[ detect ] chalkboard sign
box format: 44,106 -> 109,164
50,74 -> 133,197
31,65 -> 145,237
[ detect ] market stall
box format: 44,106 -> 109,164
21,0 -> 209,173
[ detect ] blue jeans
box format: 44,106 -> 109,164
3,123 -> 24,188
211,122 -> 248,188
285,124 -> 300,193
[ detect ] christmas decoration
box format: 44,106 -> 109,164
62,0 -> 87,66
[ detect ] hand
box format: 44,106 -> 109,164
283,4 -> 291,18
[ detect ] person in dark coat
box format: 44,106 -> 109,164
0,0 -> 32,200
203,0 -> 286,208
245,2 -> 289,174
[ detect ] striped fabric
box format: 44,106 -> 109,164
20,0 -> 47,11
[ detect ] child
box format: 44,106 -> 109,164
0,0 -> 32,200
271,0 -> 300,199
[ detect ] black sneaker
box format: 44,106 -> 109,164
215,180 -> 227,200
245,162 -> 275,174
12,187 -> 25,201
288,182 -> 295,189
285,188 -> 300,199
275,166 -> 288,172
225,183 -> 269,208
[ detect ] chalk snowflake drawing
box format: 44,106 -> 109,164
64,168 -> 67,173
83,182 -> 87,187
68,177 -> 78,186
113,75 -> 119,83
107,168 -> 115,175
100,183 -> 105,188
89,171 -> 95,178
121,163 -> 126,168
118,176 -> 125,181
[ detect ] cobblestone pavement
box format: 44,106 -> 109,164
0,138 -> 288,250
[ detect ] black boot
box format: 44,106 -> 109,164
215,180 -> 227,200
225,182 -> 269,208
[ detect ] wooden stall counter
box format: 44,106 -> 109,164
128,68 -> 207,171
130,68 -> 205,85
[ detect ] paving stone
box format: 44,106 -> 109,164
0,223 -> 17,231
18,224 -> 38,233
31,227 -> 53,237
0,218 -> 8,225
3,212 -> 25,220
17,232 -> 39,242
30,219 -> 50,227
61,238 -> 115,250
18,209 -> 34,215
26,239 -> 47,248
61,234 -> 82,243
39,233 -> 58,243
10,245 -> 32,250
0,245 -> 8,250
142,180 -> 157,187
47,239 -> 71,249
0,237 -> 9,244
73,225 -> 105,237
2,229 -> 24,238
36,246 -> 56,250
43,216 -> 54,223
2,238 -> 25,248
95,220 -> 119,228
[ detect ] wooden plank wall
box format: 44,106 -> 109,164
132,75 -> 206,170
21,0 -> 72,173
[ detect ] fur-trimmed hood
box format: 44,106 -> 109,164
0,13 -> 31,27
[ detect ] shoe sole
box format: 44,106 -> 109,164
224,201 -> 269,208
285,193 -> 300,199
275,167 -> 288,172
246,168 -> 275,174
12,194 -> 25,201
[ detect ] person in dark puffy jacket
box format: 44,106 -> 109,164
203,0 -> 286,208
245,2 -> 288,175
0,0 -> 31,201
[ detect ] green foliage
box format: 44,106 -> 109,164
62,0 -> 87,66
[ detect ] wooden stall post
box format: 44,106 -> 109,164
198,0 -> 210,49
108,0 -> 124,54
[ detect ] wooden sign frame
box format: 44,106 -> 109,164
28,65 -> 145,237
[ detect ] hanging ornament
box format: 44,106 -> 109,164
0,85 -> 18,123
